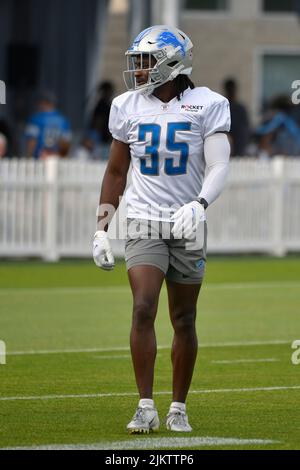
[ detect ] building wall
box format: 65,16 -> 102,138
102,0 -> 300,126
100,13 -> 129,94
182,3 -> 300,123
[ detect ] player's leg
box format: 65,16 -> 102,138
164,219 -> 206,431
128,265 -> 165,399
167,280 -> 201,402
125,218 -> 169,433
126,265 -> 165,433
165,280 -> 202,432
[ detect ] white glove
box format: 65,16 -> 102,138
93,231 -> 115,271
171,201 -> 206,240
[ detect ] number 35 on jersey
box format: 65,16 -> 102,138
138,122 -> 191,176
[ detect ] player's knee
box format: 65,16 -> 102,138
132,299 -> 157,330
172,309 -> 196,334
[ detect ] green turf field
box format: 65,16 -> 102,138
0,257 -> 300,450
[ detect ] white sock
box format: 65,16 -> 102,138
170,401 -> 186,413
139,398 -> 154,409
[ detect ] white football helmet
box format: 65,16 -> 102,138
123,25 -> 193,95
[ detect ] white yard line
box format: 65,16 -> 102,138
7,346 -> 159,356
2,436 -> 278,450
0,385 -> 299,402
6,339 -> 291,356
0,286 -> 129,295
92,355 -> 131,360
205,281 -> 300,290
212,358 -> 280,364
200,340 -> 289,348
0,280 -> 299,296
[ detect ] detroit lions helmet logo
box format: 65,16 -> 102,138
157,31 -> 186,57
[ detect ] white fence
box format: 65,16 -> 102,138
0,157 -> 300,260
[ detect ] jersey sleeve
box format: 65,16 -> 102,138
109,99 -> 128,144
204,98 -> 231,139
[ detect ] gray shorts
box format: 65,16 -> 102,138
125,218 -> 207,285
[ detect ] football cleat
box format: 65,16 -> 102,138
123,25 -> 193,95
166,410 -> 192,432
127,407 -> 160,434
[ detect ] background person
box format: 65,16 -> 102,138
89,81 -> 115,160
223,78 -> 250,157
256,95 -> 300,158
24,91 -> 72,159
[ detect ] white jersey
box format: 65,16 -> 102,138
109,86 -> 231,221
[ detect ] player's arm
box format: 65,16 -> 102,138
98,139 -> 131,231
198,97 -> 231,207
93,139 -> 130,270
172,96 -> 231,240
171,133 -> 230,239
198,132 -> 230,207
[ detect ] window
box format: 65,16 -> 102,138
185,0 -> 228,10
262,54 -> 300,106
263,0 -> 296,12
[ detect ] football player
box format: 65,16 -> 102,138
93,25 -> 231,433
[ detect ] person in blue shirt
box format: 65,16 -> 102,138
256,95 -> 300,157
25,91 -> 72,159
